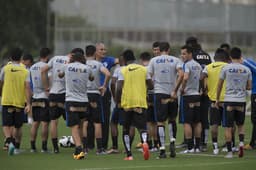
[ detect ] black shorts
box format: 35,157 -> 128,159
123,109 -> 147,130
2,106 -> 24,128
111,106 -> 124,125
251,94 -> 256,124
223,102 -> 246,128
180,95 -> 201,124
88,93 -> 102,123
32,98 -> 50,122
200,95 -> 210,128
147,94 -> 157,123
66,101 -> 89,127
49,93 -> 66,120
155,93 -> 178,122
209,101 -> 223,126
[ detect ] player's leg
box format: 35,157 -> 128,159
82,120 -> 89,153
101,90 -> 111,150
30,104 -> 40,152
122,110 -> 133,160
200,95 -> 210,151
235,103 -> 246,157
168,99 -> 178,158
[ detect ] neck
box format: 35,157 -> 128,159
86,56 -> 95,60
231,59 -> 241,63
12,60 -> 20,64
40,58 -> 47,63
161,51 -> 169,55
126,60 -> 134,65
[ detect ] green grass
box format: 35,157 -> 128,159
0,116 -> 255,170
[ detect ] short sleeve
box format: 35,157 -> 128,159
47,57 -> 55,69
183,63 -> 190,73
117,70 -> 124,81
0,67 -> 5,81
112,67 -> 120,78
25,71 -> 30,82
248,69 -> 252,81
146,69 -> 151,80
176,59 -> 183,70
147,59 -> 154,75
202,67 -> 208,76
219,66 -> 226,80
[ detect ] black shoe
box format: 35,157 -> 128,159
157,151 -> 167,159
201,143 -> 207,152
169,142 -> 176,158
53,148 -> 59,154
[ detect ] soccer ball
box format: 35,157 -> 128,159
58,136 -> 75,148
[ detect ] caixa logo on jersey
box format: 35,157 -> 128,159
72,79 -> 82,83
88,65 -> 97,70
229,68 -> 247,74
156,58 -> 174,64
68,67 -> 87,73
56,58 -> 68,64
161,69 -> 170,73
191,66 -> 201,70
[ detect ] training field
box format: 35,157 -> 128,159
0,116 -> 255,170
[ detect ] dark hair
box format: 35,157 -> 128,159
181,45 -> 193,54
85,45 -> 96,56
214,48 -> 229,61
40,48 -> 51,58
159,42 -> 170,52
140,52 -> 151,61
70,48 -> 85,64
123,49 -> 135,62
152,41 -> 160,48
220,43 -> 230,50
230,47 -> 242,59
22,54 -> 34,62
185,36 -> 198,46
10,48 -> 23,61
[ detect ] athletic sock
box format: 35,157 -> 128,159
148,140 -> 153,149
123,134 -> 132,157
232,133 -> 235,147
212,137 -> 218,149
140,131 -> 147,143
195,137 -> 200,149
239,134 -> 244,146
187,138 -> 193,150
112,136 -> 118,149
168,121 -> 177,142
31,141 -> 36,150
42,140 -> 47,151
227,142 -> 232,152
130,135 -> 134,147
157,126 -> 165,150
82,137 -> 87,149
75,145 -> 83,155
15,142 -> 20,149
153,140 -> 158,148
250,124 -> 256,147
204,129 -> 209,144
96,138 -> 103,150
52,138 -> 59,150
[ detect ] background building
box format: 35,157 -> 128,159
52,0 -> 256,56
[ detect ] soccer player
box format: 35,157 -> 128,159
30,48 -> 51,153
186,37 -> 212,151
148,42 -> 183,158
116,49 -> 153,160
216,47 -> 252,158
220,43 -> 231,55
61,49 -> 93,160
139,52 -> 158,152
108,55 -> 125,154
95,42 -> 118,150
83,45 -> 111,154
41,49 -> 72,153
243,58 -> 256,150
152,41 -> 161,57
0,48 -> 31,155
202,48 -> 229,155
180,45 -> 202,153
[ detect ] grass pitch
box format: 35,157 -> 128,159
0,116 -> 255,170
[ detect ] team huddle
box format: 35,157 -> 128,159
0,37 -> 256,161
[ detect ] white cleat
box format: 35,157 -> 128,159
180,148 -> 194,154
213,148 -> 219,155
224,152 -> 233,158
195,148 -> 201,153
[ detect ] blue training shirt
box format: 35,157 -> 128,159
100,56 -> 116,85
243,58 -> 256,94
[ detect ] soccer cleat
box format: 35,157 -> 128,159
222,147 -> 228,152
244,144 -> 253,150
96,149 -> 107,155
142,143 -> 150,160
106,148 -> 119,154
213,148 -> 219,155
195,148 -> 201,153
123,156 -> 133,161
238,146 -> 244,158
169,142 -> 176,158
179,148 -> 194,154
41,149 -> 51,154
83,148 -> 89,155
53,148 -> 59,154
8,143 -> 15,156
73,152 -> 85,160
201,143 -> 207,152
176,142 -> 187,149
30,149 -> 37,153
149,147 -> 158,152
232,147 -> 239,152
156,153 -> 167,159
224,152 -> 233,158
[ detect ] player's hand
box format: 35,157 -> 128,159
25,103 -> 31,113
215,100 -> 220,109
171,91 -> 177,99
99,86 -> 106,96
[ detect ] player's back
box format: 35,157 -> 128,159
86,59 -> 103,94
